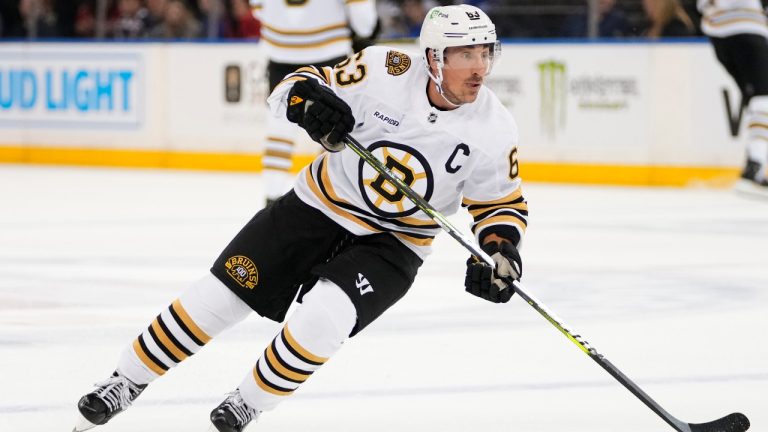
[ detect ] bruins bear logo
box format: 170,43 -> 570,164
358,141 -> 433,218
386,51 -> 411,76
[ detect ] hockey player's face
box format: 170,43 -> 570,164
441,45 -> 491,105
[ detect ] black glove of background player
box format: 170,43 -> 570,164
286,79 -> 355,152
351,18 -> 382,53
465,241 -> 522,304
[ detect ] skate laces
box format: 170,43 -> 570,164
92,375 -> 139,412
220,391 -> 259,426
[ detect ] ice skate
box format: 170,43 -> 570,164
734,159 -> 768,197
73,372 -> 147,431
210,389 -> 261,432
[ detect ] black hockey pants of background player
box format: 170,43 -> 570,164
711,34 -> 768,184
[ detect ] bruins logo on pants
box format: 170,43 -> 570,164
225,255 -> 259,289
358,141 -> 433,218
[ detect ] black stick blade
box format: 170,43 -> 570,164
689,413 -> 750,432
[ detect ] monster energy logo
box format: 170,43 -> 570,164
538,60 -> 567,139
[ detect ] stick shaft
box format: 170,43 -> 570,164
344,134 -> 690,431
343,135 -> 494,266
510,281 -> 690,432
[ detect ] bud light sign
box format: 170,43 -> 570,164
0,50 -> 143,129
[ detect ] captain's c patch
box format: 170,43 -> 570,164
225,255 -> 259,289
385,51 -> 411,76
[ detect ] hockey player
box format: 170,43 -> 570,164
73,5 -> 527,432
252,0 -> 378,206
699,0 -> 768,192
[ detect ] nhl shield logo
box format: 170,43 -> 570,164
225,255 -> 259,289
386,51 -> 411,76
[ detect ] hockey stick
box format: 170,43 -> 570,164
343,134 -> 750,432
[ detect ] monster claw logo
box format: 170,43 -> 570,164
538,60 -> 567,139
225,255 -> 259,289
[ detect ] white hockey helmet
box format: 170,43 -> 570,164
419,5 -> 501,82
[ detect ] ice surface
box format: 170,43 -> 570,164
0,165 -> 766,432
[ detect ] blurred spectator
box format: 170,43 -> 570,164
376,0 -> 402,39
0,0 -> 704,41
401,0 -> 427,37
379,0 -> 436,39
1,0 -> 19,36
145,0 -> 169,34
197,0 -> 225,38
563,0 -> 630,38
74,0 -> 118,38
19,0 -> 59,37
55,0 -> 78,36
224,0 -> 259,38
74,0 -> 97,37
112,0 -> 149,38
641,0 -> 694,38
147,0 -> 200,38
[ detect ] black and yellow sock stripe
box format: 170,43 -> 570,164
252,325 -> 329,397
281,325 -> 327,366
264,339 -> 311,384
132,299 -> 212,376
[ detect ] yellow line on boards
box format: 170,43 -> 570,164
523,163 -> 740,187
0,145 -> 740,187
0,145 -> 314,173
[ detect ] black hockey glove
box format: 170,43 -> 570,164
351,18 -> 382,53
465,241 -> 522,304
286,79 -> 355,152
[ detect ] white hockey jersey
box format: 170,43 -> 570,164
268,46 -> 528,258
251,0 -> 377,64
698,0 -> 768,38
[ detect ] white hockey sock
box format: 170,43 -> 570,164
263,115 -> 299,200
239,279 -> 357,412
117,273 -> 251,385
746,96 -> 768,174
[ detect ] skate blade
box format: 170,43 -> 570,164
72,411 -> 97,432
734,179 -> 768,199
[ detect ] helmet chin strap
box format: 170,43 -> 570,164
427,63 -> 462,109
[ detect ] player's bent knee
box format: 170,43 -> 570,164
290,279 -> 358,354
180,273 -> 253,334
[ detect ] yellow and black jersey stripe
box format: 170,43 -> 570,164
463,189 -> 528,245
704,8 -> 767,27
272,68 -> 331,95
304,155 -> 439,247
290,66 -> 331,85
261,22 -> 352,50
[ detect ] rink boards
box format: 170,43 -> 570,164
0,40 -> 744,186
